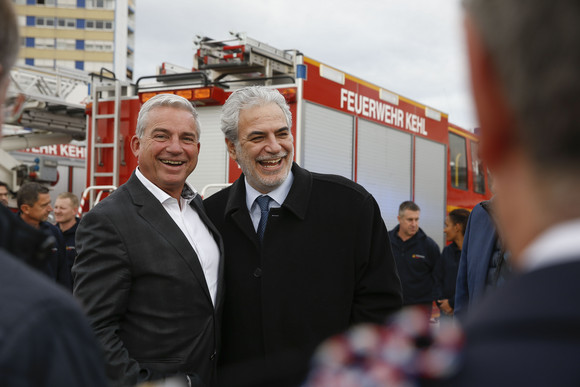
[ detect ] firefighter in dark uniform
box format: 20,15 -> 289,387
389,201 -> 441,309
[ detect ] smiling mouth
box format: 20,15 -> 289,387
259,158 -> 283,168
161,159 -> 185,166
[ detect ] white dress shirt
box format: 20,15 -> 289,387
136,168 -> 220,306
245,171 -> 294,232
522,218 -> 580,273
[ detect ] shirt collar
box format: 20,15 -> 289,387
244,170 -> 294,210
522,218 -> 580,272
135,167 -> 197,204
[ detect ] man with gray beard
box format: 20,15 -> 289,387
204,86 -> 402,386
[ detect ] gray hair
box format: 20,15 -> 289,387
0,0 -> 19,83
220,86 -> 293,143
136,94 -> 201,139
464,0 -> 580,172
398,201 -> 420,216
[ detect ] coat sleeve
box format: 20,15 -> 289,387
428,238 -> 442,301
433,245 -> 446,301
454,211 -> 474,318
350,195 -> 403,324
54,228 -> 73,291
73,208 -> 143,387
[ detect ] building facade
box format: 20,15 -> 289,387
13,0 -> 135,80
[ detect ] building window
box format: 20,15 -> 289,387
57,18 -> 76,29
36,38 -> 56,49
76,40 -> 85,50
36,17 -> 56,28
471,141 -> 486,194
449,133 -> 468,190
86,0 -> 114,9
56,39 -> 75,50
25,58 -> 34,66
85,19 -> 114,31
77,0 -> 86,8
25,37 -> 35,47
75,60 -> 84,70
77,19 -> 85,29
26,16 -> 35,26
85,40 -> 114,52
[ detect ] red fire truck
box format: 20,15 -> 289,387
86,33 -> 491,247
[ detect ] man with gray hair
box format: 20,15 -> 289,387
0,0 -> 108,385
456,0 -> 580,385
204,86 -> 402,386
74,93 -> 224,386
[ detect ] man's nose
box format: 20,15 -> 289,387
165,136 -> 183,152
264,134 -> 282,153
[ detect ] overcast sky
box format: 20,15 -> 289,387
134,0 -> 478,130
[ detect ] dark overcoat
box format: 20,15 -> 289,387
204,163 -> 402,385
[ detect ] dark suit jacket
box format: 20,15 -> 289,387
454,202 -> 497,316
73,172 -> 224,387
204,163 -> 402,386
455,260 -> 580,386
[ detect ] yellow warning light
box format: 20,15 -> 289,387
176,89 -> 193,100
140,92 -> 158,103
193,88 -> 211,100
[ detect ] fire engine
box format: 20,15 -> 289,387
83,32 -> 491,247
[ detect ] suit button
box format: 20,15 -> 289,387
210,351 -> 216,360
253,268 -> 262,277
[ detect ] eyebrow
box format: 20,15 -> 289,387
247,127 -> 290,137
151,128 -> 197,137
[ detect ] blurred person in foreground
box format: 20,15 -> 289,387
456,0 -> 580,385
54,191 -> 80,272
434,208 -> 470,317
74,93 -> 224,387
204,86 -> 402,386
0,0 -> 108,385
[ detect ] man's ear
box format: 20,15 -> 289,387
130,135 -> 141,158
465,15 -> 517,170
225,138 -> 237,161
20,204 -> 30,215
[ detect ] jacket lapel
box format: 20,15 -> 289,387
225,178 -> 262,249
126,173 -> 213,305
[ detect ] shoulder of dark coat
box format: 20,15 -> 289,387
309,171 -> 372,199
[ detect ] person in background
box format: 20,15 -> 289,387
455,0 -> 580,384
17,182 -> 71,290
204,86 -> 402,386
434,208 -> 470,317
389,201 -> 441,310
453,199 -> 510,318
54,192 -> 80,272
74,93 -> 223,387
0,180 -> 10,206
0,0 -> 108,384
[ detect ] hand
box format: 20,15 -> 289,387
437,299 -> 453,315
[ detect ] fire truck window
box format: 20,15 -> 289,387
471,141 -> 486,194
449,133 -> 467,190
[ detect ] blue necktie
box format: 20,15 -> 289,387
256,195 -> 271,242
